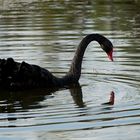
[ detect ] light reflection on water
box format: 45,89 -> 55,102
0,0 -> 140,140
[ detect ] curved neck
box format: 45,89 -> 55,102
65,34 -> 103,82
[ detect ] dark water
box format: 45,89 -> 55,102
0,0 -> 140,140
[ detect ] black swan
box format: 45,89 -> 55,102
0,34 -> 113,90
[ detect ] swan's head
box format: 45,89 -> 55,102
100,38 -> 114,61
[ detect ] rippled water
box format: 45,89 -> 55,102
0,0 -> 140,140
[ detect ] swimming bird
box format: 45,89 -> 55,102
0,34 -> 113,90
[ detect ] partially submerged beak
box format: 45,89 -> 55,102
107,49 -> 113,61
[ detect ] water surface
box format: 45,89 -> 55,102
0,0 -> 140,140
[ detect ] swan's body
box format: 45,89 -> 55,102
0,34 -> 113,90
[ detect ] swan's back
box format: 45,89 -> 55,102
0,58 -> 56,89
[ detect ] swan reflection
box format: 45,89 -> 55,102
0,84 -> 115,114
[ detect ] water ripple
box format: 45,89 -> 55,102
0,0 -> 140,140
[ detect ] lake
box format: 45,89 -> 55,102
0,0 -> 140,140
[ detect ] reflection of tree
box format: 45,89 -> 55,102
1,0 -> 140,42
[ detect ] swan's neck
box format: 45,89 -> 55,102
64,34 -> 101,83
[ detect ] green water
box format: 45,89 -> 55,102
0,0 -> 140,140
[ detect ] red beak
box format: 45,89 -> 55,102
107,49 -> 113,61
